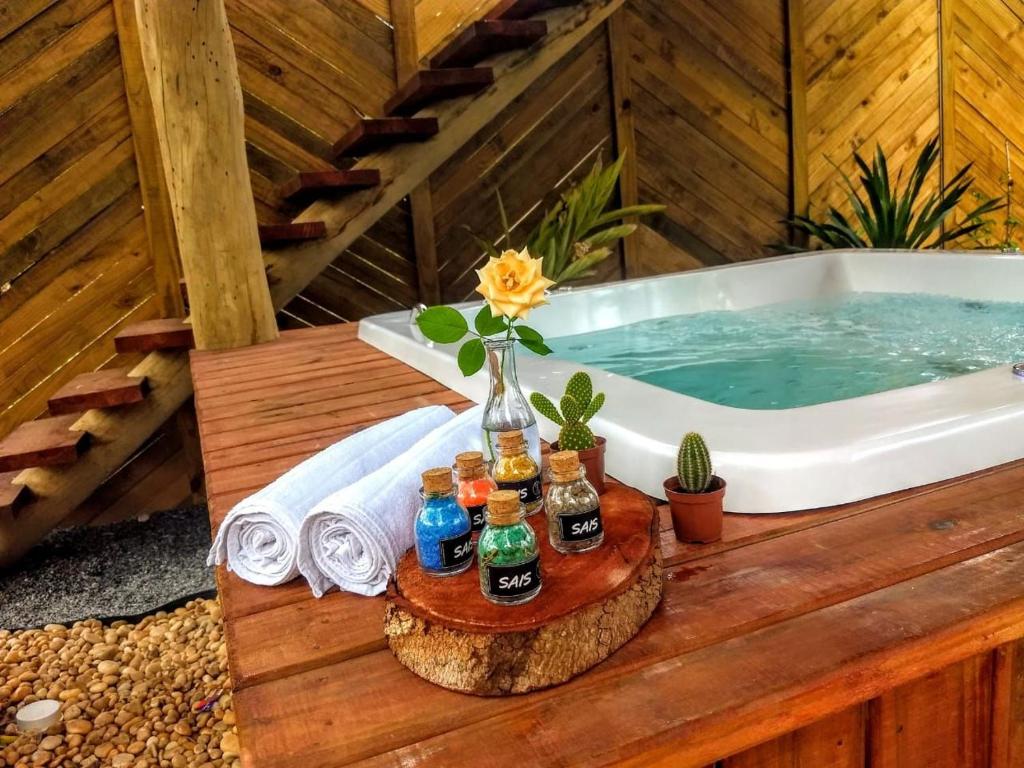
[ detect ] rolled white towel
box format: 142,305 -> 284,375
300,405 -> 483,597
207,405 -> 455,586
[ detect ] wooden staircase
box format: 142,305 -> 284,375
261,0 -> 623,309
0,320 -> 195,567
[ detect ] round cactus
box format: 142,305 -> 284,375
677,432 -> 712,493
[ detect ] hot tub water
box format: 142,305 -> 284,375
546,292 -> 1024,410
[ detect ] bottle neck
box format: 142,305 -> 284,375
551,466 -> 587,484
485,339 -> 519,395
498,446 -> 528,460
486,510 -> 524,526
420,487 -> 456,501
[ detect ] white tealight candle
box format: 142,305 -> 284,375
16,699 -> 61,732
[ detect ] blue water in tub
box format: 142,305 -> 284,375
545,292 -> 1024,410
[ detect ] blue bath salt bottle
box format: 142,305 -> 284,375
414,466 -> 474,577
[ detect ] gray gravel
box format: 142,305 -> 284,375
0,505 -> 216,630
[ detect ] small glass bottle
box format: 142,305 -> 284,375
545,450 -> 604,554
477,490 -> 542,605
414,467 -> 474,577
455,451 -> 496,535
492,429 -> 543,516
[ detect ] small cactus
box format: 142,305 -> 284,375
529,372 -> 605,450
677,432 -> 712,493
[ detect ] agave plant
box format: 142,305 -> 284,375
789,137 -> 1001,249
469,153 -> 664,285
528,153 -> 664,283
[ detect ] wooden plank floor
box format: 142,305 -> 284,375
191,323 -> 1024,768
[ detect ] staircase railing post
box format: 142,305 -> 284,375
390,0 -> 442,305
128,0 -> 278,350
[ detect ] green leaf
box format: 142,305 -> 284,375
514,325 -> 544,344
474,305 -> 507,336
416,306 -> 469,344
519,337 -> 553,356
461,226 -> 500,259
457,339 -> 486,376
496,189 -> 512,250
583,224 -> 636,249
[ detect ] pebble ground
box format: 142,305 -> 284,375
0,599 -> 238,768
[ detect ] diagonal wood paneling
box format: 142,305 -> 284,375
0,0 -> 158,440
947,0 -> 1024,244
432,26 -> 619,303
224,0 -> 397,224
625,0 -> 790,275
805,0 -> 940,216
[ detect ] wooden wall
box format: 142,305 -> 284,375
804,0 -> 940,214
623,0 -> 791,276
944,0 -> 1024,239
224,0 -> 396,225
722,639 -> 1024,767
0,0 -> 158,441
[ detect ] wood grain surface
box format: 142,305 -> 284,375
192,323 -> 1024,767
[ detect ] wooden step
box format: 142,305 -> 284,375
0,471 -> 32,519
0,415 -> 91,472
383,68 -> 494,117
431,20 -> 548,68
48,368 -> 150,415
486,0 -> 578,20
114,318 -> 194,354
332,119 -> 439,158
258,222 -> 327,247
279,169 -> 381,202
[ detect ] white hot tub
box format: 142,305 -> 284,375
359,250 -> 1024,513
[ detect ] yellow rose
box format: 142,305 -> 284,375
475,247 -> 555,320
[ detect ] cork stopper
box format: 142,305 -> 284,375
485,489 -> 522,525
421,466 -> 453,495
455,451 -> 485,480
496,429 -> 527,455
549,450 -> 581,482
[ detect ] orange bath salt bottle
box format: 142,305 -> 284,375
455,451 -> 496,534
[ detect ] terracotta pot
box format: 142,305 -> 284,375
551,436 -> 607,495
663,475 -> 725,543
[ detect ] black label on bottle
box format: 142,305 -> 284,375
496,474 -> 542,506
558,506 -> 603,542
439,531 -> 474,568
466,503 -> 487,533
486,556 -> 541,598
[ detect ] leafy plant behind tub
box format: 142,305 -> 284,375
783,137 -> 1001,250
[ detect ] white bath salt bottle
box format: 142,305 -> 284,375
545,450 -> 604,554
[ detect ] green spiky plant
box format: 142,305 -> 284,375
468,152 -> 665,285
786,137 -> 1001,249
677,432 -> 712,493
529,372 -> 605,451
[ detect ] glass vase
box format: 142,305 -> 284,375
481,338 -> 541,468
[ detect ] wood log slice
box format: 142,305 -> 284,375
385,483 -> 663,695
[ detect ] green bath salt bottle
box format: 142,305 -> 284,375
477,489 -> 541,606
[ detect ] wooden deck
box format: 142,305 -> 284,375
191,323 -> 1024,768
